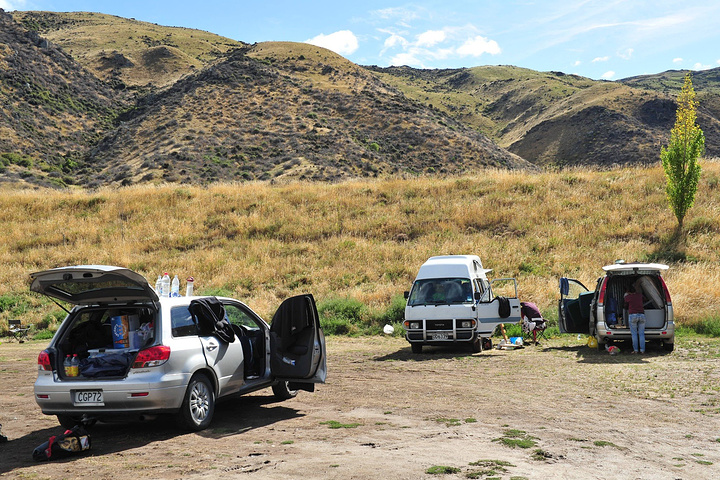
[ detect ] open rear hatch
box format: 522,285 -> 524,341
30,265 -> 158,305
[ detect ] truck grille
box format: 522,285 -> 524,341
426,319 -> 453,330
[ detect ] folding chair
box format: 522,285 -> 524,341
522,318 -> 548,345
8,319 -> 30,343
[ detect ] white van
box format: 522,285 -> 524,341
403,255 -> 521,353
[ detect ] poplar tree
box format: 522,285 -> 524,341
660,73 -> 704,229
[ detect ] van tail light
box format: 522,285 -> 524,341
38,350 -> 52,371
132,346 -> 171,368
660,277 -> 672,305
597,278 -> 608,306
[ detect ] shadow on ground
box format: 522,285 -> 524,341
0,393 -> 300,475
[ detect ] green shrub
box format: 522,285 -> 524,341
318,297 -> 367,324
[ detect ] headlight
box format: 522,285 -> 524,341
461,321 -> 472,328
410,322 -> 420,329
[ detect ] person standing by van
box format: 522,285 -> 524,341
624,285 -> 646,354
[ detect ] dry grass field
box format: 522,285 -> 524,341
1,162 -> 719,333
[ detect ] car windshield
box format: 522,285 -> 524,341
408,278 -> 473,306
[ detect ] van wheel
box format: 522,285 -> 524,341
178,374 -> 215,431
596,338 -> 606,352
471,338 -> 482,353
663,342 -> 674,352
272,380 -> 298,400
411,343 -> 422,354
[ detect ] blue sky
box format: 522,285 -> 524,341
3,0 -> 719,80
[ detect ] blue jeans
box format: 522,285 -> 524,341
629,313 -> 646,352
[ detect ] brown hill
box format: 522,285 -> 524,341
12,11 -> 243,88
369,65 -> 720,167
83,42 -> 531,186
0,9 -> 125,188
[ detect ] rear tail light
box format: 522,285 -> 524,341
597,278 -> 608,305
38,350 -> 52,371
660,277 -> 672,304
132,345 -> 170,368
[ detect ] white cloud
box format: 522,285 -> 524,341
601,71 -> 615,79
305,30 -> 359,56
692,62 -> 712,70
592,56 -> 610,63
574,60 -> 582,66
618,48 -> 634,60
417,30 -> 446,47
673,57 -> 683,64
456,35 -> 501,57
0,0 -> 26,10
383,34 -> 408,50
390,52 -> 423,67
371,6 -> 421,28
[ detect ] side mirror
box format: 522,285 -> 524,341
403,291 -> 409,299
474,291 -> 481,300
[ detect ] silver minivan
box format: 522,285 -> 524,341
31,265 -> 327,431
559,262 -> 675,352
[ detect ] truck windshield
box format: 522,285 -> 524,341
407,278 -> 473,306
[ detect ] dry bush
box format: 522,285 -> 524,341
1,161 -> 719,325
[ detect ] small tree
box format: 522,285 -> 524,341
660,73 -> 704,229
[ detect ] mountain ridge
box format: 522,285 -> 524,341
2,10 -> 718,188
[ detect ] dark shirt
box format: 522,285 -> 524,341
624,292 -> 644,314
521,302 -> 542,319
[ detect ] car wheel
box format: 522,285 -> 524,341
411,343 -> 423,354
56,414 -> 96,429
471,338 -> 482,353
178,374 -> 215,431
596,337 -> 606,352
663,341 -> 674,352
272,380 -> 298,400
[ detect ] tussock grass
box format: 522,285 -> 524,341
1,162 -> 719,332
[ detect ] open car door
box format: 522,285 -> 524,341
558,277 -> 592,334
269,294 -> 327,389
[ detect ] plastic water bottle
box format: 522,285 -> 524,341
171,275 -> 180,297
71,354 -> 79,377
186,276 -> 194,297
161,272 -> 170,297
155,275 -> 162,295
64,355 -> 72,377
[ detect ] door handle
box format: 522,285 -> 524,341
205,342 -> 218,351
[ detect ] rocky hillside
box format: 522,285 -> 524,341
12,11 -> 243,89
0,9 -> 126,188
1,10 -> 719,188
83,42 -> 530,186
370,65 -> 720,168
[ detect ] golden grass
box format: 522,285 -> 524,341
2,161 -> 719,326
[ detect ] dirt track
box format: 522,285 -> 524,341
1,335 -> 719,479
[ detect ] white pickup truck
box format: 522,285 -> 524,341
403,255 -> 521,353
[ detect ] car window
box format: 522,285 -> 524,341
171,306 -> 197,337
224,304 -> 261,331
474,279 -> 492,303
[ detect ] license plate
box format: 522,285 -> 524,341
431,333 -> 449,340
74,390 -> 104,405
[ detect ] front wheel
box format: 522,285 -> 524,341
178,374 -> 215,431
272,380 -> 298,400
471,338 -> 481,353
411,343 -> 423,354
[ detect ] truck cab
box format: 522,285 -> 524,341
403,255 -> 521,353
